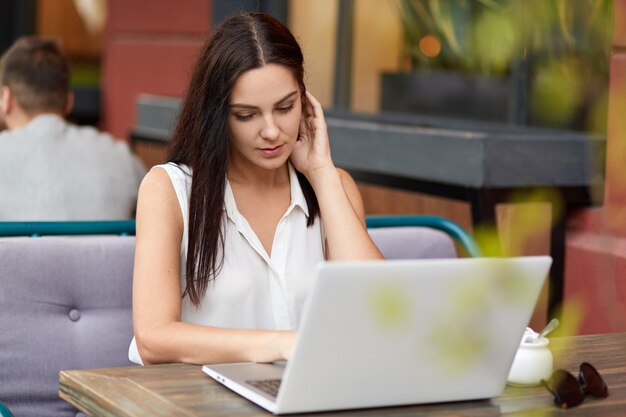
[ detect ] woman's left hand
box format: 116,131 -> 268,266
290,91 -> 335,180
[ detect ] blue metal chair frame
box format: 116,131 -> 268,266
0,220 -> 136,237
0,216 -> 480,256
365,215 -> 481,257
0,401 -> 15,417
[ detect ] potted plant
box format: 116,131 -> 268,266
381,0 -> 613,131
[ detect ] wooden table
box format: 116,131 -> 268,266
60,333 -> 626,417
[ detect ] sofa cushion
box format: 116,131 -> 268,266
368,226 -> 457,259
0,236 -> 135,417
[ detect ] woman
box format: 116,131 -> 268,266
130,12 -> 383,365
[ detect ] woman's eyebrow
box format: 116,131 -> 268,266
230,91 -> 298,109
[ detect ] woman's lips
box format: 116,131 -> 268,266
259,144 -> 284,157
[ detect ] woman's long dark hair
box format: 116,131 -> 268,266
167,13 -> 320,306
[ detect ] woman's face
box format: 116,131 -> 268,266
228,63 -> 302,172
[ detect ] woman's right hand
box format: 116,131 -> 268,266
290,91 -> 335,183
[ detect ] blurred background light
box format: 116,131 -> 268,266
419,34 -> 441,58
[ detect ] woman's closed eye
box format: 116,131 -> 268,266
234,113 -> 255,121
232,103 -> 294,121
276,103 -> 294,114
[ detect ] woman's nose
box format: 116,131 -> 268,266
260,116 -> 279,140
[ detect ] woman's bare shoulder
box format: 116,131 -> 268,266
138,166 -> 177,198
143,165 -> 173,185
137,165 -> 182,221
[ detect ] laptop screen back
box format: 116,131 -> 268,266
275,256 -> 551,413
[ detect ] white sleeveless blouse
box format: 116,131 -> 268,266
129,162 -> 325,364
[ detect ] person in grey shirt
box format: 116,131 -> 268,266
0,37 -> 145,221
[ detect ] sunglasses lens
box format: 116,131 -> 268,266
580,362 -> 609,398
549,370 -> 585,408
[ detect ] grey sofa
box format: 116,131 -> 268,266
0,236 -> 135,417
0,224 -> 459,417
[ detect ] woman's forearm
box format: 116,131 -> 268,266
135,322 -> 296,365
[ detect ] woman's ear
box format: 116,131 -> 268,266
1,86 -> 13,116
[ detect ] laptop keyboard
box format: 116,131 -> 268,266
246,379 -> 282,398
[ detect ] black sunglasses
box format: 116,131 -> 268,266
540,362 -> 609,409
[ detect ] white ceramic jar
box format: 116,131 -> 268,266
507,330 -> 553,386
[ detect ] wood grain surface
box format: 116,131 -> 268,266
59,333 -> 626,417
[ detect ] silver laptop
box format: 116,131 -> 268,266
202,256 -> 551,414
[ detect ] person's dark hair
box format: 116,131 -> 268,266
168,12 -> 319,306
0,37 -> 70,114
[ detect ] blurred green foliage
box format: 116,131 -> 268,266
397,0 -> 613,131
399,0 -> 613,74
